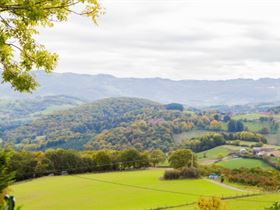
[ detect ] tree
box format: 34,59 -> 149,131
213,114 -> 220,121
0,0 -> 102,92
164,103 -> 184,111
259,127 -> 269,135
119,149 -> 142,169
94,150 -> 112,171
223,115 -> 231,122
148,149 -> 165,167
209,120 -> 222,131
0,149 -> 14,206
168,149 -> 196,169
227,120 -> 236,132
236,120 -> 244,132
197,197 -> 229,210
227,120 -> 244,132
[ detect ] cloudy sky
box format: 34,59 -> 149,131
37,0 -> 280,80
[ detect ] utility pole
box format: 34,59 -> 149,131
191,152 -> 194,167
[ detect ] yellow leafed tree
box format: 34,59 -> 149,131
197,197 -> 230,210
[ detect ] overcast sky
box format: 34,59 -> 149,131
37,0 -> 280,80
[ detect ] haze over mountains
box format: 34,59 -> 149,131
1,71 -> 280,106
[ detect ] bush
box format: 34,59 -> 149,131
197,197 -> 229,210
180,167 -> 200,178
163,169 -> 181,180
163,167 -> 200,180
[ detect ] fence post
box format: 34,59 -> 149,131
4,195 -> 15,210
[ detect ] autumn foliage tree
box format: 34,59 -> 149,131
197,197 -> 229,210
0,0 -> 102,92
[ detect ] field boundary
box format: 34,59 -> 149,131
150,193 -> 264,210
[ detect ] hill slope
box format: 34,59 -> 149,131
3,97 -> 189,150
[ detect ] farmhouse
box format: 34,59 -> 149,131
253,147 -> 275,155
269,150 -> 280,157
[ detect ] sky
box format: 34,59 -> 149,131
37,0 -> 280,80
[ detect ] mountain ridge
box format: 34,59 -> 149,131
1,71 -> 280,106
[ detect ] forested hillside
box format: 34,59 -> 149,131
1,97 -> 278,152
0,95 -> 83,120
2,97 -> 177,150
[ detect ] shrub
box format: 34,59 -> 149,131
163,169 -> 181,180
163,167 -> 200,180
180,167 -> 200,178
197,197 -> 229,210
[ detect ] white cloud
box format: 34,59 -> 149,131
36,0 -> 280,80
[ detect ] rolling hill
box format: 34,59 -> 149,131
2,97 -> 189,151
2,71 -> 280,106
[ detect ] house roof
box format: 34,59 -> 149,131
270,150 -> 280,157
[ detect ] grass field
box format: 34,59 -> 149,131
264,134 -> 280,145
173,130 -> 210,143
232,113 -> 268,121
12,169 -> 251,210
215,158 -> 274,170
197,145 -> 241,164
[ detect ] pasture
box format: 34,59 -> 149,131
197,145 -> 241,164
173,130 -> 209,143
215,158 -> 274,170
232,113 -> 268,121
12,169 -> 251,210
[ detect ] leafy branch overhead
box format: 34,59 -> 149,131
0,0 -> 103,92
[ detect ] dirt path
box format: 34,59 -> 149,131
205,178 -> 249,192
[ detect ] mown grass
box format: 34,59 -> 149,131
12,169 -> 244,210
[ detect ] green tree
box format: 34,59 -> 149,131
0,0 -> 102,92
168,149 -> 196,169
119,149 -> 142,169
227,120 -> 236,132
236,120 -> 244,132
148,149 -> 166,167
0,149 -> 14,206
227,120 -> 244,132
94,150 -> 112,171
223,115 -> 231,122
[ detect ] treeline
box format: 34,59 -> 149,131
7,148 -> 166,181
179,131 -> 267,153
180,133 -> 225,152
223,131 -> 267,143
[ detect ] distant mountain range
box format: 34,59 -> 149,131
1,71 -> 280,106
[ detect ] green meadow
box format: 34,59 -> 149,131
11,169 -> 254,210
197,145 -> 240,160
216,158 -> 274,170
